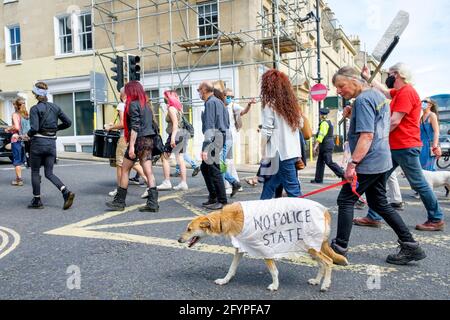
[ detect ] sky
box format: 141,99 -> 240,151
326,0 -> 450,98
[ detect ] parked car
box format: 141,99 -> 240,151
0,118 -> 13,162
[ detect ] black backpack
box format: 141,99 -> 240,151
181,114 -> 195,138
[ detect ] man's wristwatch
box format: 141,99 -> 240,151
350,159 -> 360,166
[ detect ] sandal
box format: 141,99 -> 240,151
245,177 -> 258,187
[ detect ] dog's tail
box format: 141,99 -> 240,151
321,241 -> 349,266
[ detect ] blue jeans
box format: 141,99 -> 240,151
175,153 -> 198,174
367,148 -> 443,222
222,141 -> 237,185
260,157 -> 301,200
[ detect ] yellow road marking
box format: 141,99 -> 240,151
84,217 -> 194,231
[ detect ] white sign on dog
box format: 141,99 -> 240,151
231,198 -> 326,259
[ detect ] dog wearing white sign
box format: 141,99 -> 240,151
178,198 -> 348,292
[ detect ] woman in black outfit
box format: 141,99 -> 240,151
106,81 -> 159,212
27,82 -> 75,210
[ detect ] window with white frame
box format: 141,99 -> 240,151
4,25 -> 21,62
78,13 -> 92,51
58,16 -> 73,54
55,12 -> 92,56
198,2 -> 219,40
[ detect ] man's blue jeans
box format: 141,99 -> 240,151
260,157 -> 301,200
367,148 -> 443,222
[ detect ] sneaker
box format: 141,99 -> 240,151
310,180 -> 323,184
225,188 -> 232,196
202,199 -> 217,206
129,177 -> 140,185
192,167 -> 201,177
231,182 -> 241,198
170,172 -> 181,178
330,239 -> 349,260
108,189 -> 118,197
156,180 -> 172,191
204,202 -> 225,210
386,240 -> 426,265
11,178 -> 24,186
353,217 -> 382,228
415,220 -> 445,232
354,200 -> 367,210
173,182 -> 189,191
411,192 -> 420,200
28,197 -> 44,209
141,189 -> 149,199
238,187 -> 244,192
390,202 -> 405,211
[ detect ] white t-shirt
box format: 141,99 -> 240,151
227,102 -> 243,134
117,102 -> 125,137
231,198 -> 327,259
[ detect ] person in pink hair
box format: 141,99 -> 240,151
156,90 -> 189,191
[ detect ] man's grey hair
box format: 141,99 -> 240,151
332,66 -> 366,86
200,81 -> 214,93
389,62 -> 413,84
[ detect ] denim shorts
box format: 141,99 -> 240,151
12,141 -> 25,166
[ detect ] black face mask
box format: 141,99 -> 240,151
385,75 -> 396,89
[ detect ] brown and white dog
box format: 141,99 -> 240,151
178,199 -> 348,292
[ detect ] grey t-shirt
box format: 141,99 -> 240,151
348,89 -> 392,174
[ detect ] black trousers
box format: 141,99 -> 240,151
314,148 -> 344,182
335,171 -> 415,248
201,161 -> 227,204
30,138 -> 65,196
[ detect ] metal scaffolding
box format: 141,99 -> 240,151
90,0 -> 319,108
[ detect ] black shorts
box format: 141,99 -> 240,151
164,133 -> 187,154
124,136 -> 154,162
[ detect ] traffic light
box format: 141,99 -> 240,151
128,55 -> 141,81
110,56 -> 124,92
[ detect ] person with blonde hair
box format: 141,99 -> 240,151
5,97 -> 28,186
26,82 -> 75,210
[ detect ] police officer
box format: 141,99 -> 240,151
26,82 -> 75,210
311,108 -> 344,183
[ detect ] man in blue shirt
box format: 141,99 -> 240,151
198,81 -> 230,210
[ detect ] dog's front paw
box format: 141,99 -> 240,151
267,283 -> 279,291
308,279 -> 320,286
215,278 -> 229,286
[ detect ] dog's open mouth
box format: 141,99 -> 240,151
188,236 -> 200,248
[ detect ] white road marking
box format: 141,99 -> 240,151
0,226 -> 21,260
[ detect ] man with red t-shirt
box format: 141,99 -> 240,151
354,63 -> 444,231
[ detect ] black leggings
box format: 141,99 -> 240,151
30,138 -> 64,196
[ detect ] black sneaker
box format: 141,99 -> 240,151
230,182 -> 241,198
330,239 -> 348,258
170,172 -> 181,178
62,189 -> 75,210
28,197 -> 44,209
192,167 -> 201,177
204,202 -> 225,210
202,199 -> 217,207
152,155 -> 161,165
129,177 -> 140,185
310,180 -> 323,184
354,200 -> 367,210
386,240 -> 426,265
390,202 -> 405,211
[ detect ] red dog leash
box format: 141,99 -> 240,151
300,174 -> 367,205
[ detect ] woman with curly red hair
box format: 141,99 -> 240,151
259,69 -> 302,199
